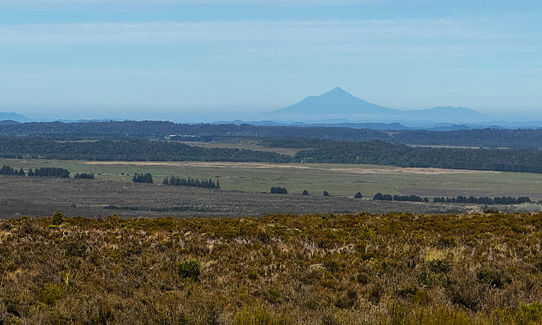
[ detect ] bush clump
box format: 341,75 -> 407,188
177,260 -> 200,280
51,210 -> 64,226
39,284 -> 65,306
270,187 -> 287,194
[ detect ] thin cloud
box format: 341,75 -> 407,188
0,19 -> 519,44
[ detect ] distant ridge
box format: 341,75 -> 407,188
272,87 -> 484,122
0,120 -> 21,126
0,112 -> 30,122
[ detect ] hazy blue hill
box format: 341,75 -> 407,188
0,120 -> 21,126
273,87 -> 485,123
415,106 -> 482,117
0,112 -> 30,122
277,87 -> 394,115
396,106 -> 485,122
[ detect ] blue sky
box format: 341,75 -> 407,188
0,0 -> 541,120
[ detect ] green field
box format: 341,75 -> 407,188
3,158 -> 542,200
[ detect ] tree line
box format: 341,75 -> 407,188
0,164 -> 71,178
163,176 -> 220,189
3,120 -> 542,149
373,193 -> 532,205
4,136 -> 542,174
0,137 -> 291,163
293,140 -> 542,174
0,164 -> 25,176
433,196 -> 531,205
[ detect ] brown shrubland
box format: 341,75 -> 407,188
1,212 -> 542,324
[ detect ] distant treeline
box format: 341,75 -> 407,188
0,164 -> 70,178
373,193 -> 532,205
0,137 -> 291,163
293,140 -> 542,174
2,120 -> 542,149
0,164 -> 25,176
163,176 -> 220,189
4,136 -> 542,174
433,196 -> 531,205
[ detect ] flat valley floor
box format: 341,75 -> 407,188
0,176 -> 539,218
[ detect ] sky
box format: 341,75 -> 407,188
0,0 -> 541,121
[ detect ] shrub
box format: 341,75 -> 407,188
438,236 -> 456,247
354,192 -> 363,199
322,190 -> 329,197
74,172 -> 95,179
52,210 -> 64,226
248,269 -> 258,280
177,260 -> 200,280
477,268 -> 510,288
39,284 -> 65,306
65,241 -> 87,257
233,306 -> 285,325
517,302 -> 542,323
427,259 -> 451,274
270,186 -> 287,194
302,189 -> 309,195
335,289 -> 357,309
132,173 -> 153,183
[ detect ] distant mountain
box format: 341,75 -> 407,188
277,87 -> 393,115
0,112 -> 30,122
272,87 -> 484,123
0,120 -> 21,126
413,106 -> 483,119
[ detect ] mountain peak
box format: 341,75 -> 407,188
323,87 -> 352,97
276,87 -> 392,115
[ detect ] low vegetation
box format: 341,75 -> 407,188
3,211 -> 541,323
73,172 -> 95,179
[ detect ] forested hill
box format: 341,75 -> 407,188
0,138 -> 291,163
2,121 -> 542,149
294,140 -> 542,173
3,137 -> 542,174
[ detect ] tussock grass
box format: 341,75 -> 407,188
1,212 -> 542,324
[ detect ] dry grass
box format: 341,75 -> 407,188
1,212 -> 542,324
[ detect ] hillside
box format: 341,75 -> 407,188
0,112 -> 30,122
1,212 -> 542,324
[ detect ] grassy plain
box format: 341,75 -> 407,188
175,139 -> 304,157
1,212 -> 542,324
2,158 -> 542,200
0,176 -> 484,218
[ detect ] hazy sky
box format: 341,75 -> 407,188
0,0 -> 541,120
